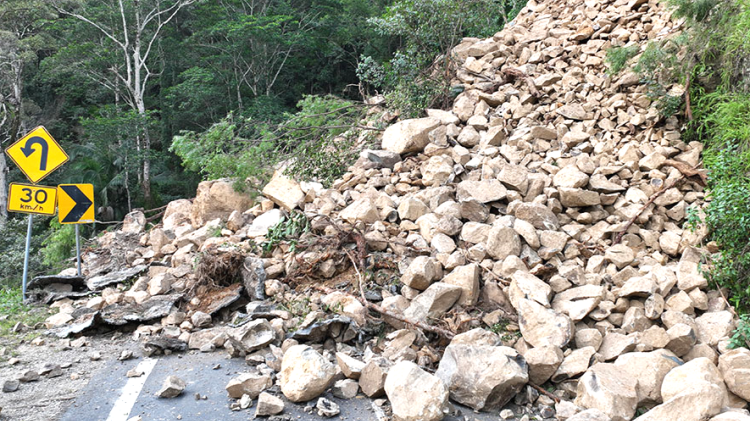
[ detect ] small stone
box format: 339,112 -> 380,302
255,392 -> 285,416
225,373 -> 273,399
191,311 -> 212,328
239,394 -> 253,409
156,376 -> 186,398
3,380 -> 20,393
332,379 -> 359,399
127,369 -> 144,378
316,397 -> 340,418
19,370 -> 39,383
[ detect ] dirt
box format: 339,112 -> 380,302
0,331 -> 137,421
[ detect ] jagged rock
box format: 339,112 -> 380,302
456,180 -> 507,203
486,226 -> 522,260
612,350 -> 680,405
336,352 -> 365,380
262,172 -> 305,211
403,282 -> 462,322
401,256 -> 442,290
719,348 -> 750,401
122,211 -> 146,234
695,311 -> 734,347
518,298 -> 573,348
398,198 -> 429,221
436,329 -> 529,411
509,271 -> 552,309
552,285 -> 605,321
441,263 -> 480,306
382,118 -> 441,154
246,209 -> 284,238
278,345 -> 336,402
514,202 -> 560,230
552,346 -> 595,383
567,409 -> 612,421
340,198 -> 379,224
634,384 -> 724,421
191,179 -> 253,227
226,319 -> 276,353
226,373 -> 272,399
256,392 -> 285,416
156,376 -> 186,398
332,379 -> 359,399
385,361 -> 449,421
359,357 -> 390,398
575,363 -> 638,421
321,292 -> 366,326
661,357 -> 727,405
525,345 -> 564,385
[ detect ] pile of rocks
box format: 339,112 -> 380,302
32,0 -> 750,419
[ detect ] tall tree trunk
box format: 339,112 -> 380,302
0,152 -> 7,229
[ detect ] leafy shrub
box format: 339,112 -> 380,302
605,45 -> 639,75
262,211 -> 310,253
40,217 -> 77,270
0,217 -> 49,288
360,0 -> 526,116
172,95 -> 368,191
730,314 -> 750,349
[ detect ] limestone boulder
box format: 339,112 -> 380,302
719,348 -> 750,401
382,118 -> 441,154
385,361 -> 449,421
191,179 -> 254,227
518,298 -> 573,348
262,171 -> 305,211
436,329 -> 528,411
575,363 -> 638,421
279,345 -> 337,402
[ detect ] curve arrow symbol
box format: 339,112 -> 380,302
20,136 -> 49,171
61,185 -> 93,223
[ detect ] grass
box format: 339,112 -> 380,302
0,285 -> 51,352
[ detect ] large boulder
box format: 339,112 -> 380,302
191,179 -> 254,227
575,363 -> 638,421
719,348 -> 750,401
612,350 -> 680,405
518,298 -> 573,348
382,118 -> 441,154
385,361 -> 449,421
436,329 -> 528,411
278,345 -> 337,402
634,384 -> 724,421
262,171 -> 305,211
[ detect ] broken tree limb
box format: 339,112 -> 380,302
613,174 -> 686,245
530,383 -> 561,403
314,284 -> 456,340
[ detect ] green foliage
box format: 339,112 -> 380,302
730,314 -> 750,349
633,41 -> 684,117
670,0 -> 750,313
0,217 -> 48,287
683,205 -> 702,232
172,95 -> 366,190
262,211 -> 310,253
359,0 -> 525,116
605,45 -> 639,75
40,217 -> 77,269
0,285 -> 48,341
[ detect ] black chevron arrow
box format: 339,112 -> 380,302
20,136 -> 49,171
61,185 -> 93,223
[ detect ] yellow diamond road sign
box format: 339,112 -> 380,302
5,126 -> 69,184
7,183 -> 58,216
58,184 -> 95,224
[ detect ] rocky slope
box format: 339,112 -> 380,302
18,0 -> 750,420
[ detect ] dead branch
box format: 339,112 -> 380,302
661,159 -> 707,186
685,73 -> 693,121
613,175 -> 686,245
314,284 -> 456,339
530,383 -> 561,403
501,68 -> 541,97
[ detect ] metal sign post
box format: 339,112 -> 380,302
75,225 -> 82,276
22,214 -> 33,299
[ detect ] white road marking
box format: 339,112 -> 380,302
105,358 -> 158,421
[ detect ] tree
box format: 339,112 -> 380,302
50,0 -> 197,204
0,0 -> 56,227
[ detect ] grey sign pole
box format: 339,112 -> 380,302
22,213 -> 33,300
75,224 -> 81,276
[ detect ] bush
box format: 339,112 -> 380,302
359,0 -> 525,116
605,45 -> 639,75
669,0 -> 750,313
0,217 -> 49,288
172,95 -> 369,191
40,217 -> 77,270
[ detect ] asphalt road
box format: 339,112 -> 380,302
59,351 -> 506,421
